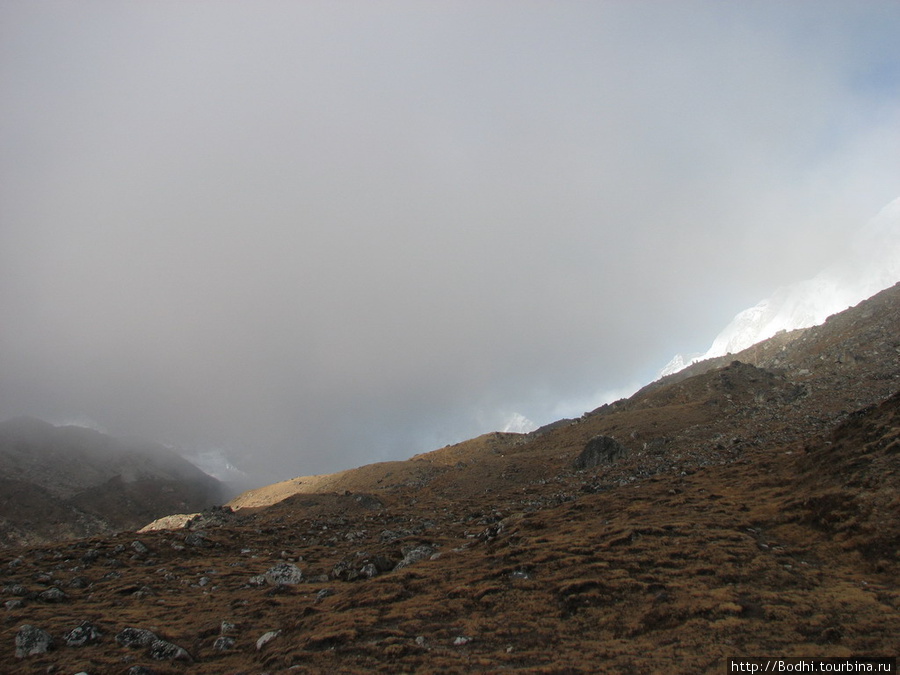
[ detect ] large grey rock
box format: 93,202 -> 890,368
573,435 -> 628,470
15,624 -> 52,658
264,562 -> 303,586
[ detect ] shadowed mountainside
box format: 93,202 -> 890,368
0,419 -> 222,547
1,282 -> 899,673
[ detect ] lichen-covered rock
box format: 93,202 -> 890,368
213,635 -> 235,651
15,624 -> 52,658
331,560 -> 358,581
149,638 -> 192,661
64,620 -> 103,647
115,627 -> 158,648
394,544 -> 437,570
264,562 -> 303,585
4,583 -> 29,596
38,587 -> 67,603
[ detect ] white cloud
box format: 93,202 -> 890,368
501,413 -> 537,434
1,2 -> 899,486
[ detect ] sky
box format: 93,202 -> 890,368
2,1 -> 900,487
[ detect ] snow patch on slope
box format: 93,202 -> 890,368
663,196 -> 900,376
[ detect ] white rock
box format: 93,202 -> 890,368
256,629 -> 281,651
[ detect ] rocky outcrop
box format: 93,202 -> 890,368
573,435 -> 628,470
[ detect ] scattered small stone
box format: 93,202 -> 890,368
184,532 -> 211,548
132,586 -> 154,599
365,555 -> 394,575
359,562 -> 379,578
5,584 -> 29,596
131,540 -> 150,555
212,635 -> 235,651
5,599 -> 24,610
68,576 -> 89,589
452,636 -> 473,646
115,627 -> 159,648
38,587 -> 67,603
315,588 -> 334,603
64,621 -> 103,647
394,544 -> 436,570
15,624 -> 53,658
126,667 -> 159,675
149,638 -> 192,661
380,529 -> 402,543
256,629 -> 281,651
331,560 -> 358,581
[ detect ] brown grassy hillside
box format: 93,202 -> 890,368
1,283 -> 898,673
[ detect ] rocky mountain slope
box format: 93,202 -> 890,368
1,282 -> 899,673
0,419 -> 223,547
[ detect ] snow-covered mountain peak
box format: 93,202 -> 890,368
662,196 -> 900,376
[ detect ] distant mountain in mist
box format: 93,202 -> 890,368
0,417 -> 222,547
663,196 -> 900,375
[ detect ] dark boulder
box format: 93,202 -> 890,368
573,435 -> 628,470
